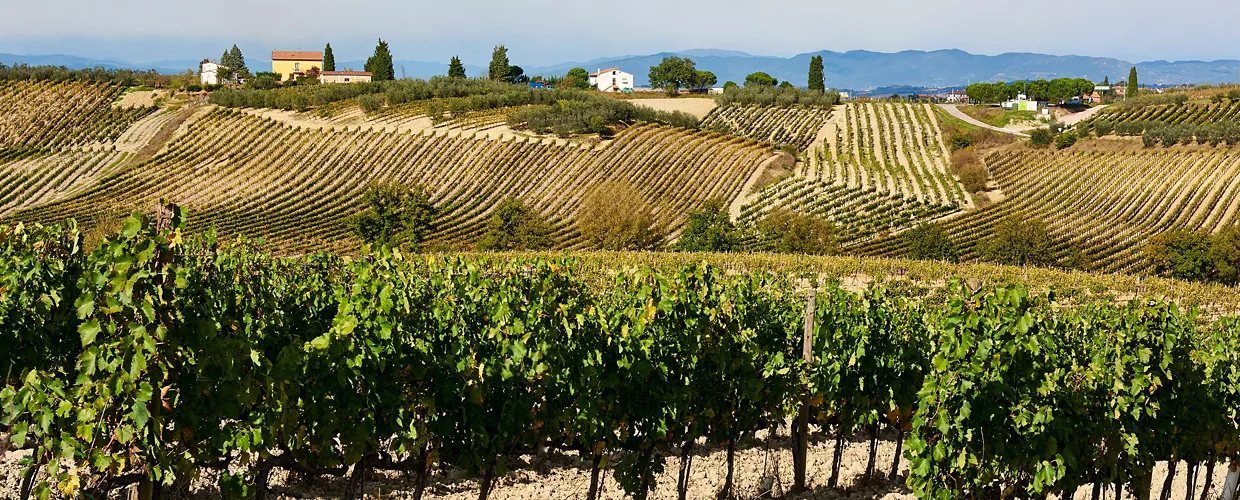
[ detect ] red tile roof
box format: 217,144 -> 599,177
589,67 -> 621,77
271,51 -> 323,61
322,71 -> 372,76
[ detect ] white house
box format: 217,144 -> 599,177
588,68 -> 634,92
200,61 -> 219,86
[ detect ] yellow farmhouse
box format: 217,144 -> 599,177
271,51 -> 322,81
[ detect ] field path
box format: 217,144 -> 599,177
938,104 -> 1030,137
1060,104 -> 1110,126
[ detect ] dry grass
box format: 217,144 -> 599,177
950,149 -> 988,193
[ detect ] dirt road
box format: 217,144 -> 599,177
1060,104 -> 1110,126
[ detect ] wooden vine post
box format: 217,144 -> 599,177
794,289 -> 816,493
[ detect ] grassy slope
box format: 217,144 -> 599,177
957,105 -> 1038,128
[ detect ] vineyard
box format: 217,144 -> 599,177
699,104 -> 832,150
3,213 -> 1240,500
857,149 -> 1240,272
4,108 -> 773,252
0,80 -> 158,151
738,102 -> 968,248
1084,99 -> 1240,130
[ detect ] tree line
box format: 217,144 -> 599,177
0,62 -> 168,87
965,78 -> 1097,104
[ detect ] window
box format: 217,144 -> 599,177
344,78 -> 351,82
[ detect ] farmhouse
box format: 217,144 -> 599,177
941,90 -> 969,104
321,71 -> 372,84
271,51 -> 322,81
588,68 -> 634,92
200,61 -> 219,86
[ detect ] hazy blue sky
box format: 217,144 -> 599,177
2,0 -> 1237,65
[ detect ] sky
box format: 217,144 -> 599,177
2,0 -> 1238,66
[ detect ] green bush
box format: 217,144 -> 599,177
346,183 -> 437,249
949,134 -> 973,151
675,200 -> 738,252
755,209 -> 838,255
902,223 -> 959,262
1092,119 -> 1114,136
476,199 -> 554,251
979,216 -> 1056,267
1029,128 -> 1054,147
1147,230 -> 1214,282
1054,132 -> 1077,149
358,94 -> 386,113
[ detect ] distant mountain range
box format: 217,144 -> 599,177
5,49 -> 1239,90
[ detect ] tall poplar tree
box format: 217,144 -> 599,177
1127,67 -> 1139,98
365,39 -> 395,81
448,56 -> 466,78
488,45 -> 511,82
808,55 -> 825,93
323,43 -> 336,72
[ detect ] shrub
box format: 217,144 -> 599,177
1115,121 -> 1145,136
675,199 -> 738,252
346,183 -> 437,249
979,216 -> 1056,267
575,182 -> 664,251
358,94 -> 386,113
1054,132 -> 1077,149
1093,119 -> 1114,136
1147,230 -> 1214,282
902,223 -> 958,262
949,134 -> 973,152
1209,225 -> 1240,286
950,149 -> 989,193
476,199 -> 554,251
756,209 -> 838,255
187,84 -> 202,92
1029,128 -> 1055,147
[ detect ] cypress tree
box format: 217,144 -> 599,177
365,39 -> 395,81
808,55 -> 825,93
1127,67 -> 1138,99
488,45 -> 511,82
1102,76 -> 1109,86
448,56 -> 466,78
323,43 -> 336,72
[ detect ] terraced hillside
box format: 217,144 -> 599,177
700,104 -> 831,150
9,108 -> 773,252
857,149 -> 1240,272
739,102 -> 967,247
0,80 -> 157,151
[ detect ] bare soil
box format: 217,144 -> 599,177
5,427 -> 1229,500
113,89 -> 168,108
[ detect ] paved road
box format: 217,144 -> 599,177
938,104 -> 1030,137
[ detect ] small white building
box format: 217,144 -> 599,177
200,62 -> 219,86
321,71 -> 373,84
588,68 -> 634,92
